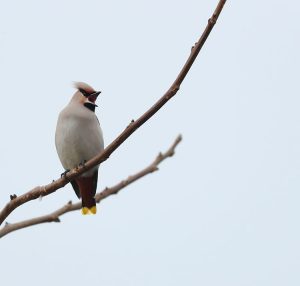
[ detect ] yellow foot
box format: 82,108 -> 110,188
81,207 -> 89,215
89,206 -> 97,215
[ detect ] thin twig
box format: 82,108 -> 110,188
0,0 -> 226,226
0,135 -> 182,238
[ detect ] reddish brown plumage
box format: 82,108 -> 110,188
73,173 -> 98,209
88,94 -> 97,103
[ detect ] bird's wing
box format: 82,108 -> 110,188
70,180 -> 81,198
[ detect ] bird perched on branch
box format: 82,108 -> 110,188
55,82 -> 104,215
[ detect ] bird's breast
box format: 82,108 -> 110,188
55,109 -> 104,174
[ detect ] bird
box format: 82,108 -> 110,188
55,82 -> 104,215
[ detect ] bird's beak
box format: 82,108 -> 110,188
92,91 -> 101,97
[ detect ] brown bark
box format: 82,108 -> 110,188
0,135 -> 182,238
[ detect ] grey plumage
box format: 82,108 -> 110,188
55,82 -> 104,213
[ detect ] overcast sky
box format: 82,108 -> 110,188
1,1 -> 300,285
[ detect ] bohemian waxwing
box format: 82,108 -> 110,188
55,82 -> 104,215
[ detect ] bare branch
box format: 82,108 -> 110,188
0,135 -> 182,238
0,0 -> 226,225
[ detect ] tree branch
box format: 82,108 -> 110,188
0,135 -> 182,238
0,0 -> 226,226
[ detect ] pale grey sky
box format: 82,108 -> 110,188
1,1 -> 300,285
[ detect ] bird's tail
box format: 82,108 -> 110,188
81,197 -> 97,215
73,175 -> 98,215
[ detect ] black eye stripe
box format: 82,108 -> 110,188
79,88 -> 89,97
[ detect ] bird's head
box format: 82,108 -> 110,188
72,82 -> 101,112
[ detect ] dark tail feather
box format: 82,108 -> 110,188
81,196 -> 96,209
81,196 -> 97,215
70,180 -> 81,198
74,171 -> 98,215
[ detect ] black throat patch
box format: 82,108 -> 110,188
84,102 -> 96,112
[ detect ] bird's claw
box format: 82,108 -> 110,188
78,160 -> 87,167
61,169 -> 70,178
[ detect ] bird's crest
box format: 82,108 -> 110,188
73,81 -> 95,94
